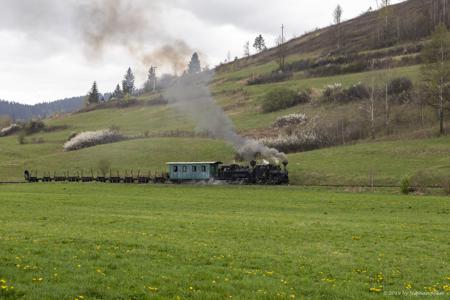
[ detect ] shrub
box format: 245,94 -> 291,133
247,71 -> 293,85
400,177 -> 411,194
23,120 -> 46,135
322,83 -> 369,104
322,83 -> 343,103
388,77 -> 413,96
259,132 -> 322,153
273,113 -> 308,128
44,125 -> 69,132
64,129 -> 126,151
308,64 -> 342,77
345,83 -> 370,101
17,131 -> 26,145
296,90 -> 312,104
261,88 -> 311,113
0,124 -> 20,137
284,59 -> 311,72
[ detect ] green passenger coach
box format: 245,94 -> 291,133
167,162 -> 222,181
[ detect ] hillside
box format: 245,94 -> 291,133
0,97 -> 84,121
0,0 -> 449,188
224,0 -> 445,69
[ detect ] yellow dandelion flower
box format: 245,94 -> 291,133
96,269 -> 105,276
443,285 -> 450,292
405,283 -> 412,289
369,287 -> 382,293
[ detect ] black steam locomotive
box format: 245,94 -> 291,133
217,161 -> 289,184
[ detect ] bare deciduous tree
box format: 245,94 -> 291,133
243,41 -> 250,58
421,23 -> 450,135
333,4 -> 343,49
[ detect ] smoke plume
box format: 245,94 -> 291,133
76,0 -> 193,73
164,72 -> 287,163
141,41 -> 194,75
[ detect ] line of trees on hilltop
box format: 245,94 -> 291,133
85,52 -> 204,106
0,96 -> 84,122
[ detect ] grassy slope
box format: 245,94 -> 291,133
0,43 -> 446,185
289,137 -> 450,186
0,67 -> 449,186
0,184 -> 448,299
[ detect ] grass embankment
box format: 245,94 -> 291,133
0,184 -> 448,299
1,133 -> 449,187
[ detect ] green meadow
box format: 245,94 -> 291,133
1,134 -> 449,188
0,184 -> 449,299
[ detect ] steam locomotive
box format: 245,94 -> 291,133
24,160 -> 289,185
217,161 -> 289,184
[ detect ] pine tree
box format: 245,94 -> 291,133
188,53 -> 201,74
112,84 -> 123,99
144,66 -> 157,92
122,67 -> 135,95
253,34 -> 266,53
86,81 -> 100,106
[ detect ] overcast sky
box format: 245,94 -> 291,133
0,0 -> 404,104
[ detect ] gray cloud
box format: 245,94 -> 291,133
0,0 -> 405,103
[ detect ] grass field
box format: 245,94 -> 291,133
0,184 -> 449,299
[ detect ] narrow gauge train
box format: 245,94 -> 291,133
24,161 -> 289,185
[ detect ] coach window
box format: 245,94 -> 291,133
192,166 -> 197,172
182,166 -> 187,172
173,166 -> 178,173
201,165 -> 207,172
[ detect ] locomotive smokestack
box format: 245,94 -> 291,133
282,160 -> 288,171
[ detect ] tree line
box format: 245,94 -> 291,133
85,52 -> 203,106
0,96 -> 84,122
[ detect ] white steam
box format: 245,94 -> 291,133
164,72 -> 287,163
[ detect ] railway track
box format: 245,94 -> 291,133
0,180 -> 443,189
